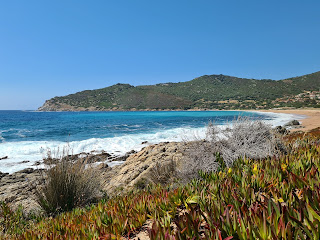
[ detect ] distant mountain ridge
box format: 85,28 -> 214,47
38,71 -> 320,111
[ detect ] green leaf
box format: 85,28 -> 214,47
185,195 -> 200,205
307,204 -> 320,222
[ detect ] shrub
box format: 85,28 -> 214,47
36,152 -> 102,215
149,160 -> 177,185
179,140 -> 220,181
134,178 -> 149,190
0,202 -> 24,237
180,117 -> 281,179
0,202 -> 40,237
214,117 -> 280,167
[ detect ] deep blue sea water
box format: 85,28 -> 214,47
0,110 -> 297,173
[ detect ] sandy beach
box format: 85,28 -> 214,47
256,109 -> 320,132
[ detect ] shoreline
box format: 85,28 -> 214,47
1,109 -> 319,213
1,109 -> 318,174
251,109 -> 320,132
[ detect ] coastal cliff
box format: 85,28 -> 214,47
38,99 -> 103,111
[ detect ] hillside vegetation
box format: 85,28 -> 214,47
38,71 -> 320,111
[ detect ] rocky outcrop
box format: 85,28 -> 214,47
0,168 -> 43,213
0,150 -> 133,212
37,100 -> 60,111
38,100 -> 100,111
0,142 -> 187,213
38,100 -> 185,112
102,142 -> 187,195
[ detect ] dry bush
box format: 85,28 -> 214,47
215,117 -> 280,167
148,160 -> 177,185
180,117 -> 282,180
178,140 -> 220,181
36,148 -> 102,215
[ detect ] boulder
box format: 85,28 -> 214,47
102,142 -> 187,195
274,126 -> 289,135
285,120 -> 300,126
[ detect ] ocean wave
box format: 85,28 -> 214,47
0,112 -> 302,174
0,126 -> 207,173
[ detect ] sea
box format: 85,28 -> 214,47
0,110 -> 303,174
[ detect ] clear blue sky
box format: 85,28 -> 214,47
0,0 -> 320,110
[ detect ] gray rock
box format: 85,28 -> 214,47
17,168 -> 34,174
18,160 -> 30,164
102,141 -> 186,195
274,126 -> 289,135
0,168 -> 43,214
0,171 -> 9,179
285,120 -> 300,126
97,163 -> 109,169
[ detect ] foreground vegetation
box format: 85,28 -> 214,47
1,128 -> 320,239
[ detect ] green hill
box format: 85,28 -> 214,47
38,71 -> 320,111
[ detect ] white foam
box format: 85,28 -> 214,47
250,111 -> 306,126
0,111 -> 304,174
0,127 -> 207,174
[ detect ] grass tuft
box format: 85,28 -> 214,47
36,149 -> 102,215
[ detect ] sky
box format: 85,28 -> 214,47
0,1 -> 320,110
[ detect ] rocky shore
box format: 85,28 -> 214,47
0,168 -> 43,213
0,142 -> 186,214
1,117 -> 310,214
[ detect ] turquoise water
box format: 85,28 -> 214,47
0,110 -> 294,173
0,110 -> 265,142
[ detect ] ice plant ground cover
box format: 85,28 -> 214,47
1,129 -> 320,239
